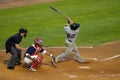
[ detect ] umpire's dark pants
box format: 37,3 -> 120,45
8,46 -> 21,67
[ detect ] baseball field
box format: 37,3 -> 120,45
0,0 -> 120,80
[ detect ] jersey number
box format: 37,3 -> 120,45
67,33 -> 76,38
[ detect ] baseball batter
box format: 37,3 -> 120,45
56,16 -> 85,63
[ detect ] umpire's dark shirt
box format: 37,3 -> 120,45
5,33 -> 22,53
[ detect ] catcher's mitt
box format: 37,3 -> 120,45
51,55 -> 56,66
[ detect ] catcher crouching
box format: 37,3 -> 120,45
23,38 -> 56,72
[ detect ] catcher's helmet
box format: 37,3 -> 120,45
70,23 -> 80,30
34,38 -> 43,47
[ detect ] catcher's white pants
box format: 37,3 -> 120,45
24,55 -> 38,64
57,39 -> 85,62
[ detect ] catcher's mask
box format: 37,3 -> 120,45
34,38 -> 43,47
70,23 -> 80,30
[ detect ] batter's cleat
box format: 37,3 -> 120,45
75,59 -> 90,64
51,58 -> 56,66
54,57 -> 59,63
51,55 -> 57,66
29,67 -> 37,72
55,58 -> 58,63
76,57 -> 85,62
79,61 -> 90,64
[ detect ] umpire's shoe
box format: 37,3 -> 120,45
15,62 -> 22,66
7,66 -> 14,70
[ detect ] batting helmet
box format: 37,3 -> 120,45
70,23 -> 80,30
34,38 -> 43,47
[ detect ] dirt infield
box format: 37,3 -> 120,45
0,0 -> 58,9
0,0 -> 120,80
0,41 -> 120,80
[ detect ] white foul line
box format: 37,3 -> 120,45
85,58 -> 98,61
100,54 -> 120,61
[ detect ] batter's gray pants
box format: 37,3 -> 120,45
57,39 -> 85,62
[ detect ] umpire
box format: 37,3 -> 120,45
5,28 -> 28,70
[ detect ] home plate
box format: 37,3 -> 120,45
78,66 -> 91,69
65,74 -> 78,78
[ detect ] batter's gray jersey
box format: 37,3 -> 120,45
56,24 -> 85,63
64,25 -> 79,42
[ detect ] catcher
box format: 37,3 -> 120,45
23,38 -> 56,72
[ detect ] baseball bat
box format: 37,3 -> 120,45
50,6 -> 67,18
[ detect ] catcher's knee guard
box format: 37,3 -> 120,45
23,62 -> 31,68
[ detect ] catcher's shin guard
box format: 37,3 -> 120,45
31,56 -> 43,69
31,61 -> 39,69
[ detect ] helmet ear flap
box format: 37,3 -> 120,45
76,24 -> 80,27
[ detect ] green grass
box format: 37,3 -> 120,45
0,0 -> 120,49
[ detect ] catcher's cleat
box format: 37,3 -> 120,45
29,67 -> 37,72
